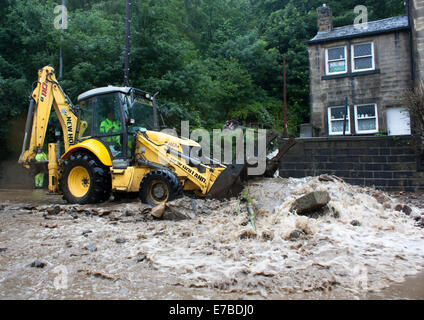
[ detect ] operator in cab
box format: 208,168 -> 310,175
100,110 -> 121,135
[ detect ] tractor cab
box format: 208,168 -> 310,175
76,87 -> 159,163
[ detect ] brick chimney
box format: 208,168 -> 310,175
317,4 -> 333,33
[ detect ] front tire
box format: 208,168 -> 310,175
140,170 -> 182,206
60,152 -> 111,204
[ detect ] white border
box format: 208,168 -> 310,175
328,106 -> 351,135
351,42 -> 375,73
354,104 -> 379,134
325,46 -> 348,75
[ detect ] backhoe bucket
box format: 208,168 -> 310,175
207,162 -> 246,200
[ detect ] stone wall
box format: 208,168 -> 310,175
308,31 -> 413,136
279,135 -> 424,192
411,0 -> 424,85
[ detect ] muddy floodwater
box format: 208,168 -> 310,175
0,177 -> 423,300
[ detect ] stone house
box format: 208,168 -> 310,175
306,0 -> 424,138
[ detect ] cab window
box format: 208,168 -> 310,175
94,94 -> 123,136
77,100 -> 93,141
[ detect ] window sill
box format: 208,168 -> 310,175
355,131 -> 379,135
322,69 -> 380,80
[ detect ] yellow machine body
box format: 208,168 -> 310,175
61,139 -> 113,167
19,66 -> 241,205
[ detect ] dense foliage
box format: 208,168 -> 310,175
404,81 -> 424,137
0,0 -> 406,159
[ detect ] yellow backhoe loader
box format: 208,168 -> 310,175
19,65 -> 246,205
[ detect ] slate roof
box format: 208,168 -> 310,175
308,16 -> 410,44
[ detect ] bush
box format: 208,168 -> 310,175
404,80 -> 424,137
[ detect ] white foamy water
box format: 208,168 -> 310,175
0,177 -> 423,299
136,177 -> 424,297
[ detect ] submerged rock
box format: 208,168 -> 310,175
350,220 -> 361,227
395,204 -> 412,216
122,210 -> 135,217
82,230 -> 92,236
288,229 -> 305,241
261,230 -> 274,241
150,203 -> 166,219
30,259 -> 46,268
239,229 -> 257,240
290,191 -> 331,216
136,252 -> 147,262
318,174 -> 334,182
47,206 -> 61,215
84,244 -> 97,252
95,209 -> 112,217
150,198 -> 197,221
416,217 -> 424,228
371,191 -> 392,205
164,198 -> 197,220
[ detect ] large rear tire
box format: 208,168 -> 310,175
60,151 -> 111,204
140,170 -> 182,206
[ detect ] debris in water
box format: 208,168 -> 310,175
395,204 -> 412,216
261,230 -> 274,241
318,174 -> 334,182
96,209 -> 112,217
350,220 -> 361,227
77,269 -> 119,281
290,191 -> 331,216
1,176 -> 424,299
136,252 -> 147,262
40,223 -> 57,229
82,230 -> 93,236
416,217 -> 424,228
240,189 -> 257,231
239,229 -> 257,240
46,206 -> 60,215
122,210 -> 135,217
288,229 -> 305,241
30,260 -> 46,268
152,198 -> 197,221
151,203 -> 165,219
84,244 -> 97,252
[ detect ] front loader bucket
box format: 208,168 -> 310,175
207,162 -> 246,200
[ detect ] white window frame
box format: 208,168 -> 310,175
354,104 -> 379,134
328,106 -> 351,136
325,46 -> 348,75
351,42 -> 375,73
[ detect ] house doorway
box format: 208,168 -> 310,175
386,107 -> 411,136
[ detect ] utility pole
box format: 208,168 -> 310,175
283,54 -> 288,138
59,0 -> 65,79
124,0 -> 131,87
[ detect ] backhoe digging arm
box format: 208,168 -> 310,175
19,66 -> 78,166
